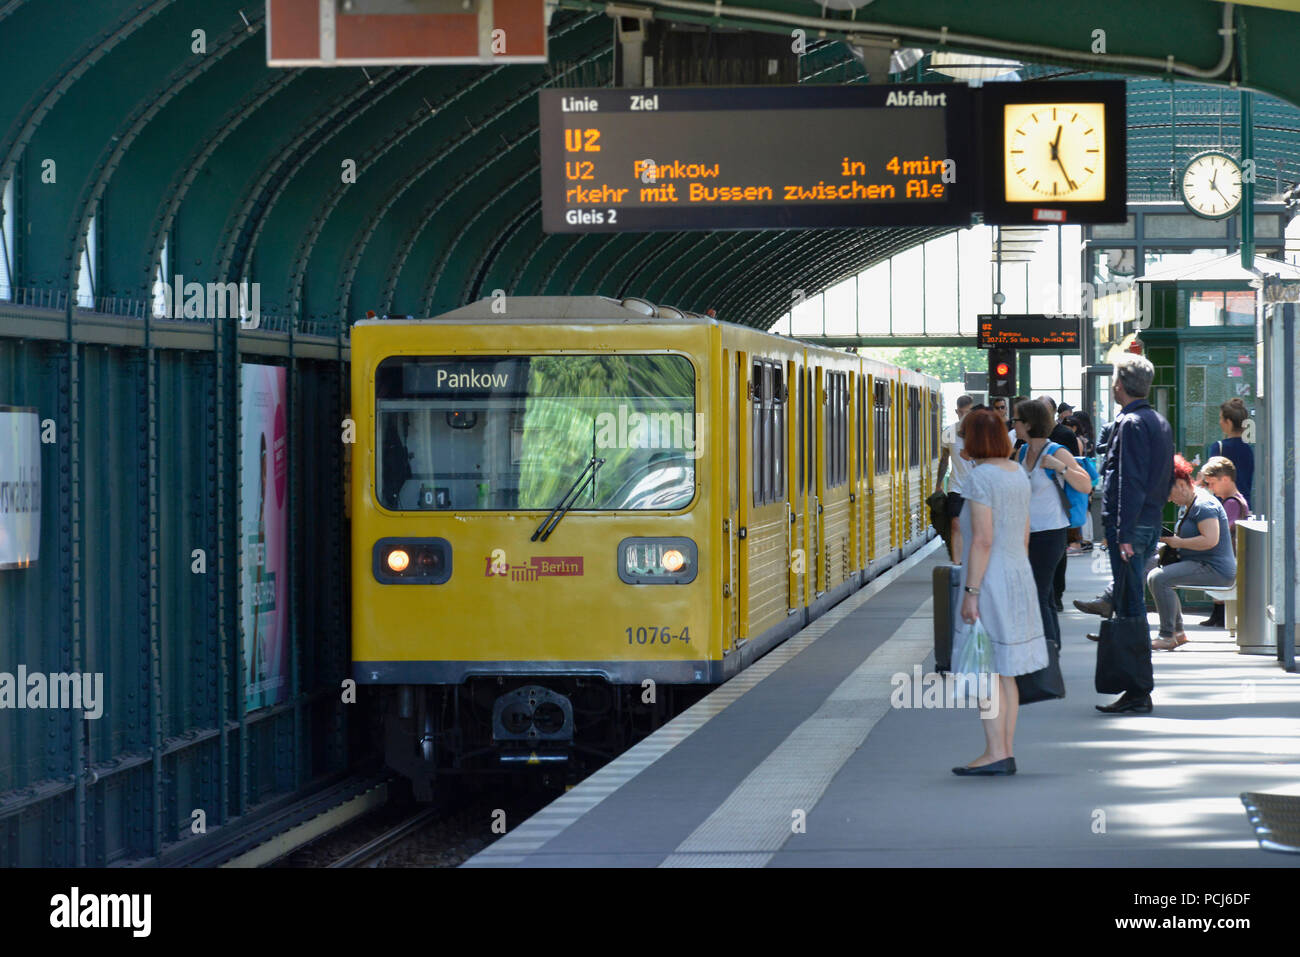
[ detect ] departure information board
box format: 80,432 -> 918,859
977,314 -> 1080,349
539,85 -> 975,233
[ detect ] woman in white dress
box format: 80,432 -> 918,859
953,409 -> 1049,776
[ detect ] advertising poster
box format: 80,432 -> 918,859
0,406 -> 41,570
240,365 -> 289,710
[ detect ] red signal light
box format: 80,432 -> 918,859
996,363 -> 1010,376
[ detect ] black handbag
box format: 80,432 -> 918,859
1158,510 -> 1187,566
1094,561 -> 1155,695
1017,636 -> 1065,704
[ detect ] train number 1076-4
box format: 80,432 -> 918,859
626,625 -> 690,645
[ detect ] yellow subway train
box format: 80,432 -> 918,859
350,296 -> 939,794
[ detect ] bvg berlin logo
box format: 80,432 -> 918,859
485,549 -> 584,582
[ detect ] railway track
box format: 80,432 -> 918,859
328,806 -> 445,868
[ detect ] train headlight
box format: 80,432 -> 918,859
373,538 -> 452,584
617,537 -> 697,585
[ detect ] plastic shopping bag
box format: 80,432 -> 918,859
953,616 -> 994,676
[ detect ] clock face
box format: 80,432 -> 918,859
1003,102 -> 1108,203
1181,152 -> 1242,219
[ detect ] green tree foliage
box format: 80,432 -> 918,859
519,356 -> 694,507
858,346 -> 985,385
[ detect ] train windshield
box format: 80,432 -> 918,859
375,355 -> 697,511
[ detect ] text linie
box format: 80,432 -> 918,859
560,96 -> 598,112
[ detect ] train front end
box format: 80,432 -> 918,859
350,301 -> 716,791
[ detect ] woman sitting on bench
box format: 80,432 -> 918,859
1196,456 -> 1250,628
1147,454 -> 1237,651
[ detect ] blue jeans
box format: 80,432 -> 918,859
1105,524 -> 1160,619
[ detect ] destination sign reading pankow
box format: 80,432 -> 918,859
977,314 -> 1081,349
539,85 -> 976,233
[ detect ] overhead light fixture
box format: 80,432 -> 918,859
929,50 -> 1022,80
889,47 -> 925,73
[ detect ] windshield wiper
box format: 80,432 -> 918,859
532,456 -> 604,542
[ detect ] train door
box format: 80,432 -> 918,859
847,371 -> 860,576
730,350 -> 746,648
862,375 -> 873,566
787,358 -> 802,611
899,382 -> 909,546
890,380 -> 898,548
813,364 -> 825,596
865,374 -> 876,564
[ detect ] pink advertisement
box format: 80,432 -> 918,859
241,364 -> 289,710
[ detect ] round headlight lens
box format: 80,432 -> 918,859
661,549 -> 685,572
387,548 -> 410,573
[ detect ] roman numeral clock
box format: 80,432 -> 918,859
1180,150 -> 1244,219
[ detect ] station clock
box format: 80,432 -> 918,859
1180,150 -> 1243,219
1003,102 -> 1109,203
979,80 -> 1127,225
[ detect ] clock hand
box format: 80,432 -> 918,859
1054,155 -> 1077,191
1050,125 -> 1062,161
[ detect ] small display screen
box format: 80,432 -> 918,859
977,314 -> 1080,349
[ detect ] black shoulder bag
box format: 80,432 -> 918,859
1095,557 -> 1155,695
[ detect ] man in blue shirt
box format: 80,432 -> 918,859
1207,397 -> 1254,503
1095,354 -> 1174,714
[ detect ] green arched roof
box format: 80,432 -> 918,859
2,0 -> 1298,333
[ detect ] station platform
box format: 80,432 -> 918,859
465,540 -> 1300,867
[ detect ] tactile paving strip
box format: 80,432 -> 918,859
462,540 -> 941,867
1240,792 -> 1300,853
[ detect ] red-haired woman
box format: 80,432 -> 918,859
952,409 -> 1048,776
1146,454 -> 1236,650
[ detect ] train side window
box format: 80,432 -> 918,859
773,365 -> 785,500
857,378 -> 864,480
826,372 -> 847,489
839,374 -> 848,486
909,386 -> 920,467
832,374 -> 842,488
752,360 -> 764,506
931,391 -> 939,459
873,381 -> 889,476
832,373 -> 842,487
807,368 -> 816,494
796,368 -> 804,495
763,363 -> 774,504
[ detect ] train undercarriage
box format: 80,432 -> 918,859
380,677 -> 708,799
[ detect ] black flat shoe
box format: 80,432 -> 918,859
952,757 -> 1016,776
1095,694 -> 1153,714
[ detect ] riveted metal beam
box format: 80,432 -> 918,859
418,164 -> 537,312
465,194 -> 540,305
214,68 -> 407,284
0,0 -> 173,190
563,231 -> 648,296
65,12 -> 267,309
628,231 -> 714,308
